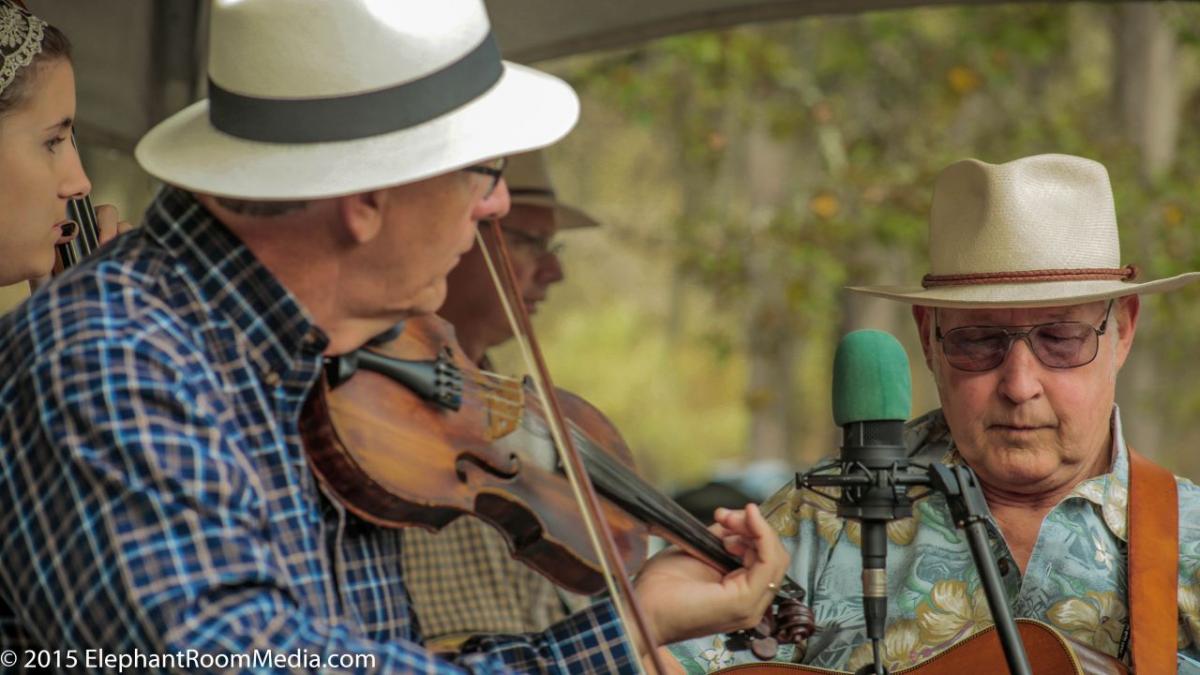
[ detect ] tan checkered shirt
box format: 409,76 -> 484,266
403,516 -> 591,650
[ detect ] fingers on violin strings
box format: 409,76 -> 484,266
746,503 -> 775,539
734,504 -> 788,596
712,504 -> 754,534
722,534 -> 751,558
706,517 -> 733,540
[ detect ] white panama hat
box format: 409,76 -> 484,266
135,0 -> 580,200
850,153 -> 1200,308
504,150 -> 600,230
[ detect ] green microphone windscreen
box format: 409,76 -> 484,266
832,330 -> 911,426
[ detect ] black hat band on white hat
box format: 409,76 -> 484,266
208,32 -> 503,144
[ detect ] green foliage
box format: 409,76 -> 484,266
535,3 -> 1200,485
492,299 -> 748,491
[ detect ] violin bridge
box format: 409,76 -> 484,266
485,382 -> 524,439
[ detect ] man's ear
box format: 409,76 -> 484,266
1113,295 -> 1140,371
336,190 -> 387,244
913,305 -> 935,371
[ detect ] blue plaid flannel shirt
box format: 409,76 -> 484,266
0,187 -> 636,674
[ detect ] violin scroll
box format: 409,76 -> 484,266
727,588 -> 815,661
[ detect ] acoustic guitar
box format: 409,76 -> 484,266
715,619 -> 1127,675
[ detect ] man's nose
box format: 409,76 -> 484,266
474,178 -> 510,223
536,250 -> 565,285
996,337 -> 1045,404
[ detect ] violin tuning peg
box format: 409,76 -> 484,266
750,636 -> 779,661
324,353 -> 359,389
766,596 -> 815,650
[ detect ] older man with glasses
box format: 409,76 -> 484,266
404,149 -> 603,650
437,150 -> 588,369
670,153 -> 1200,673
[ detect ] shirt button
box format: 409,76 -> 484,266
998,557 -> 1011,576
264,371 -> 281,387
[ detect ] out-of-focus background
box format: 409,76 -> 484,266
6,1 -> 1200,503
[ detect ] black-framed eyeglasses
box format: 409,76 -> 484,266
935,300 -> 1114,372
501,226 -> 565,257
462,156 -> 508,198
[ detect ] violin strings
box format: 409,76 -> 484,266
461,372 -> 522,396
465,379 -> 523,398
465,372 -> 523,395
474,228 -> 655,675
461,382 -> 521,402
579,439 -> 800,589
457,370 -> 754,577
562,428 -> 738,565
447,381 -> 732,566
453,375 -> 702,536
461,379 -> 524,409
469,369 -> 522,390
455,377 -> 744,575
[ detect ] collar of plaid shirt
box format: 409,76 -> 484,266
0,185 -> 636,673
143,186 -> 330,387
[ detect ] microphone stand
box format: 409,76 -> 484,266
800,458 -> 1033,675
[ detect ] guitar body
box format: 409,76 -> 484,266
714,620 -> 1128,675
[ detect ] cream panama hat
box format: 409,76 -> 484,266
850,153 -> 1200,308
504,150 -> 599,230
135,0 -> 579,200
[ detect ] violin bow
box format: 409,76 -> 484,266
477,219 -> 667,675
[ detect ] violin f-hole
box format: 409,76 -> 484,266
456,451 -> 521,482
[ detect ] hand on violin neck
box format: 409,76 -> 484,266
632,503 -> 789,647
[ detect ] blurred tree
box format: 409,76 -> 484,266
1112,2 -> 1185,461
519,2 -> 1200,489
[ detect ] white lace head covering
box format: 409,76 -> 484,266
0,0 -> 46,99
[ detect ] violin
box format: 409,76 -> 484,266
300,314 -> 646,591
300,312 -> 815,655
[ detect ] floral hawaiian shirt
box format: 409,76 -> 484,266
670,406 -> 1200,673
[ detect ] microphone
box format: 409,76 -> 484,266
801,331 -> 1031,674
831,330 -> 912,673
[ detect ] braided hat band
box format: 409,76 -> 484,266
0,0 -> 46,99
922,265 -> 1140,288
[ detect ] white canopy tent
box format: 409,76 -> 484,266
28,0 -> 1173,151
30,0 -> 204,151
485,0 -> 1036,62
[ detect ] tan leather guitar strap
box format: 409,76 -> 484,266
1127,448 -> 1178,673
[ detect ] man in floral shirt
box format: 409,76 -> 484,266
671,153 -> 1200,672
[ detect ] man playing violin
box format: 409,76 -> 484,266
671,153 -> 1200,672
0,1 -> 787,672
403,149 -> 599,649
